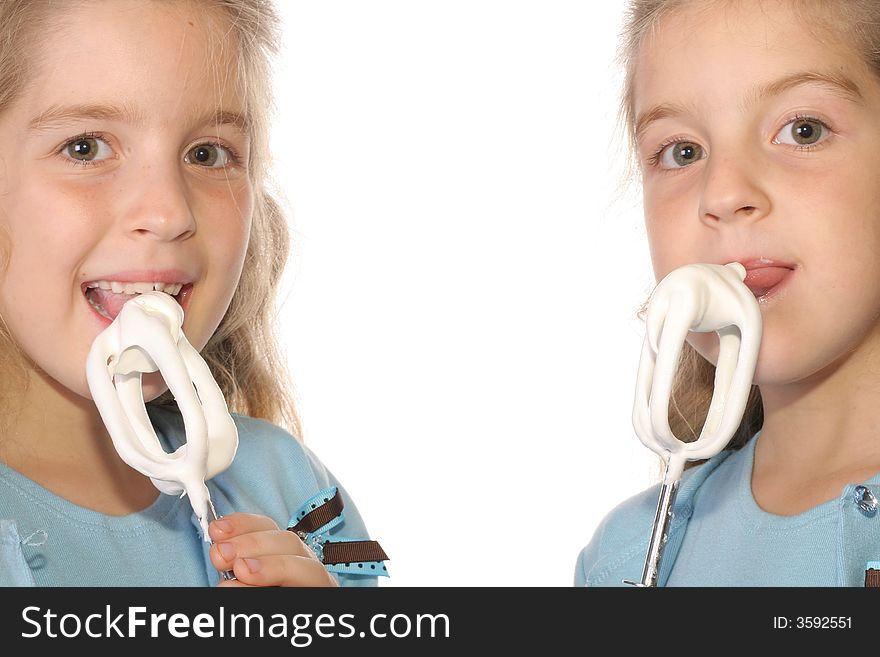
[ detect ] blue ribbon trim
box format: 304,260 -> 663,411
289,486 -> 389,577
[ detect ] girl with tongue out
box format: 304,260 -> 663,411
0,0 -> 384,587
577,0 -> 880,586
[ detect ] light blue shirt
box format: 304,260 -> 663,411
576,433 -> 880,586
0,404 -> 379,587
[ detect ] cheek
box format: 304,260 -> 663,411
644,217 -> 670,279
222,208 -> 252,277
0,225 -> 10,273
231,193 -> 254,270
643,181 -> 705,281
202,182 -> 252,256
4,169 -> 103,244
644,203 -> 697,280
784,138 -> 880,236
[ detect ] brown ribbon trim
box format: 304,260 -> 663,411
287,490 -> 390,566
323,540 -> 390,566
288,489 -> 345,535
865,569 -> 880,588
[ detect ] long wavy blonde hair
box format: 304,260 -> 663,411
619,0 -> 880,455
0,0 -> 301,438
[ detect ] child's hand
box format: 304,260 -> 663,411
208,513 -> 339,587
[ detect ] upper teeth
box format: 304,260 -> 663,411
85,281 -> 184,296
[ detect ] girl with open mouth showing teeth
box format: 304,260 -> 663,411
578,0 -> 880,587
0,0 -> 384,588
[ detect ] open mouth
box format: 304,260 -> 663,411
83,281 -> 193,322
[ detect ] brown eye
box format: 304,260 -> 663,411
671,142 -> 703,167
789,118 -> 822,145
185,143 -> 233,168
774,116 -> 829,148
63,135 -> 112,164
69,138 -> 97,160
658,141 -> 705,169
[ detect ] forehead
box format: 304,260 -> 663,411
20,0 -> 244,127
633,0 -> 868,115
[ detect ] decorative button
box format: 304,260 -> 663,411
853,485 -> 878,515
295,529 -> 326,562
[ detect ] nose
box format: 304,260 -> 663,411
698,150 -> 771,226
120,162 -> 197,242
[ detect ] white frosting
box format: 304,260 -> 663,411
85,291 -> 238,538
632,262 -> 762,482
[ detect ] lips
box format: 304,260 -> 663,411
86,284 -> 193,321
737,259 -> 795,300
81,270 -> 195,324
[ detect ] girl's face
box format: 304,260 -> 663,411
0,0 -> 252,402
635,0 -> 880,386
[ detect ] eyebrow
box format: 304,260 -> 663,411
27,102 -> 251,134
634,70 -> 863,143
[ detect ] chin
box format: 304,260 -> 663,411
685,332 -> 720,368
746,337 -> 835,388
750,361 -> 789,387
686,322 -> 806,384
141,372 -> 171,402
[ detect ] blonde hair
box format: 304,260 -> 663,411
619,0 -> 880,455
0,0 -> 302,438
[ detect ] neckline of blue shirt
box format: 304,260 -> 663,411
728,430 -> 880,529
0,409 -> 185,533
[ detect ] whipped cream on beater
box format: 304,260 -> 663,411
624,262 -> 762,587
85,290 -> 238,539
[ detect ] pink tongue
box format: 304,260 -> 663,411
90,288 -> 139,320
743,267 -> 790,296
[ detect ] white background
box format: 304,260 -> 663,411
269,1 -> 660,586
